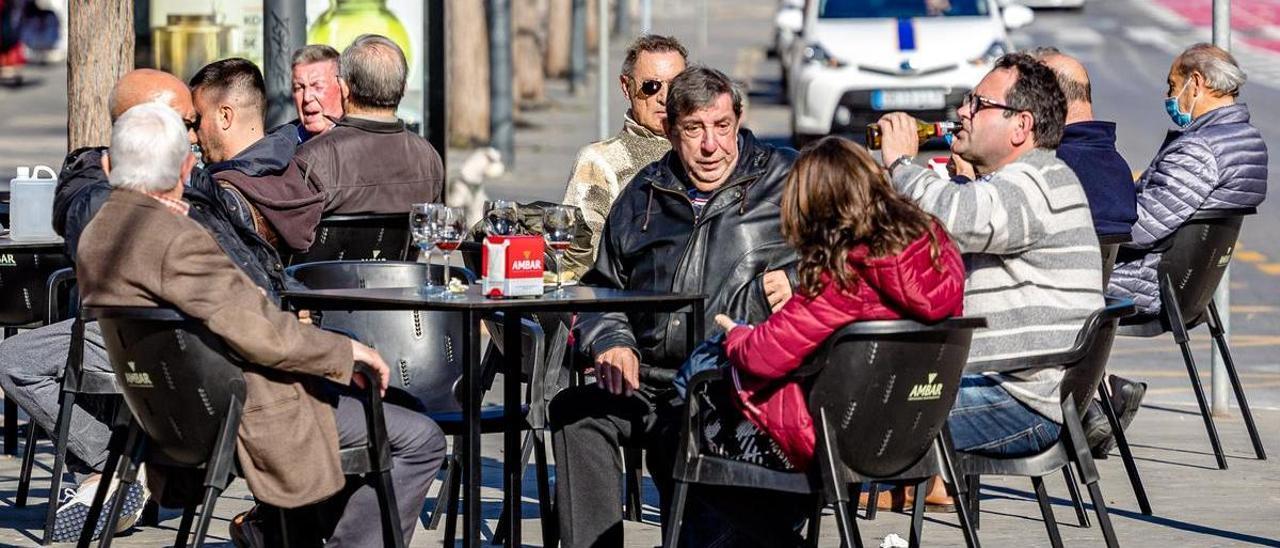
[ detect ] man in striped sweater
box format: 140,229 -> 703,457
878,53 -> 1104,457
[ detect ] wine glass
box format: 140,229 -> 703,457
430,205 -> 468,297
542,205 -> 577,293
410,203 -> 443,296
485,200 -> 520,236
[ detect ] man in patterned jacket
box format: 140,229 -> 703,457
559,34 -> 687,277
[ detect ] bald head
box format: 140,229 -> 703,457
108,69 -> 198,141
1030,48 -> 1093,124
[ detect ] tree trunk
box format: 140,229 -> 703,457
448,0 -> 490,146
585,0 -> 597,51
544,0 -> 572,78
67,0 -> 134,150
513,0 -> 547,107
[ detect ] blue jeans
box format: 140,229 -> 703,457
947,374 -> 1061,457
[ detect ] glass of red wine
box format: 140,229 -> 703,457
430,205 -> 467,298
542,205 -> 577,293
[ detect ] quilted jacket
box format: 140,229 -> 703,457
1108,104 -> 1268,314
721,221 -> 965,469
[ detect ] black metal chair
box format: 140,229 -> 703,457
955,299 -> 1135,548
1098,233 -> 1131,287
285,260 -> 566,547
14,268 -> 125,546
664,317 -> 987,548
1,245 -> 73,455
79,306 -> 403,548
285,213 -> 413,266
1115,207 -> 1265,470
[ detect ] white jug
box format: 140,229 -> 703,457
9,165 -> 59,241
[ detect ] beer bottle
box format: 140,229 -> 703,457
866,121 -> 958,150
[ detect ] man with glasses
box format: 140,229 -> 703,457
877,53 -> 1104,458
559,34 -> 687,278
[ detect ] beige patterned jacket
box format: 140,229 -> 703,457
560,112 -> 671,277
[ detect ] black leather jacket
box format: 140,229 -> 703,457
53,147 -> 290,300
577,129 -> 799,369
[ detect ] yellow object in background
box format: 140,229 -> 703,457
308,0 -> 413,68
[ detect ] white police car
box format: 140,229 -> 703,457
783,0 -> 1034,147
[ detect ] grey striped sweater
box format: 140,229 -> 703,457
892,148 -> 1104,422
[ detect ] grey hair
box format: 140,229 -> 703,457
620,34 -> 688,78
108,102 -> 190,193
664,65 -> 744,130
340,34 -> 408,109
292,44 -> 340,69
1177,43 -> 1247,96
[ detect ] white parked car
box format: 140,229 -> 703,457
1007,0 -> 1085,10
783,0 -> 1034,147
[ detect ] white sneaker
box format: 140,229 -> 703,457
49,466 -> 150,542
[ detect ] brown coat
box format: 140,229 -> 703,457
294,115 -> 444,215
76,189 -> 354,508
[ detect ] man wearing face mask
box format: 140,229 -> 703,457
1109,43 -> 1268,315
294,34 -> 443,215
560,34 -> 688,278
291,44 -> 344,143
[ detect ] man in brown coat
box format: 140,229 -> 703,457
77,102 -> 445,547
294,34 -> 443,214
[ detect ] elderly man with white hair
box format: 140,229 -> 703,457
76,103 -> 446,548
1102,43 -> 1268,457
1109,43 -> 1269,315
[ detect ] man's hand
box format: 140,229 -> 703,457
595,346 -> 640,397
949,152 -> 976,180
715,314 -> 742,333
877,112 -> 922,170
297,309 -> 313,325
350,340 -> 391,397
763,270 -> 793,312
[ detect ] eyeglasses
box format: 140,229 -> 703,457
962,92 -> 1021,115
184,114 -> 201,132
632,78 -> 667,97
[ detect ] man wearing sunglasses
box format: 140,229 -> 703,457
878,53 -> 1104,460
560,34 -> 687,278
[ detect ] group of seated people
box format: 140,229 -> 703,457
0,30 -> 1267,548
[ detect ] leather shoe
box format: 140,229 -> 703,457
1092,375 -> 1147,458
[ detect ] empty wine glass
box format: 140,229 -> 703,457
410,203 -> 443,296
485,200 -> 520,236
542,205 -> 577,293
431,205 -> 468,297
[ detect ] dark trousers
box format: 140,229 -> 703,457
324,393 -> 447,548
550,385 -> 680,548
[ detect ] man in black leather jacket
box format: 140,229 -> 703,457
550,66 -> 799,548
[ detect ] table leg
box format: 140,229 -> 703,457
463,311 -> 483,548
502,312 -> 524,547
690,301 -> 705,349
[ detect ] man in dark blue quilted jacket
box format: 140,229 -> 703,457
1109,43 -> 1268,315
1096,43 -> 1268,457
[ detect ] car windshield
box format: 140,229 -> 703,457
818,0 -> 988,18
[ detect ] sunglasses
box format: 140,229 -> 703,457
184,114 -> 202,132
962,92 -> 1021,115
633,78 -> 667,97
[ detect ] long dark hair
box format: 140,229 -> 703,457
781,136 -> 941,299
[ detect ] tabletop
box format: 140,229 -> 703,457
282,284 -> 704,313
0,234 -> 64,251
